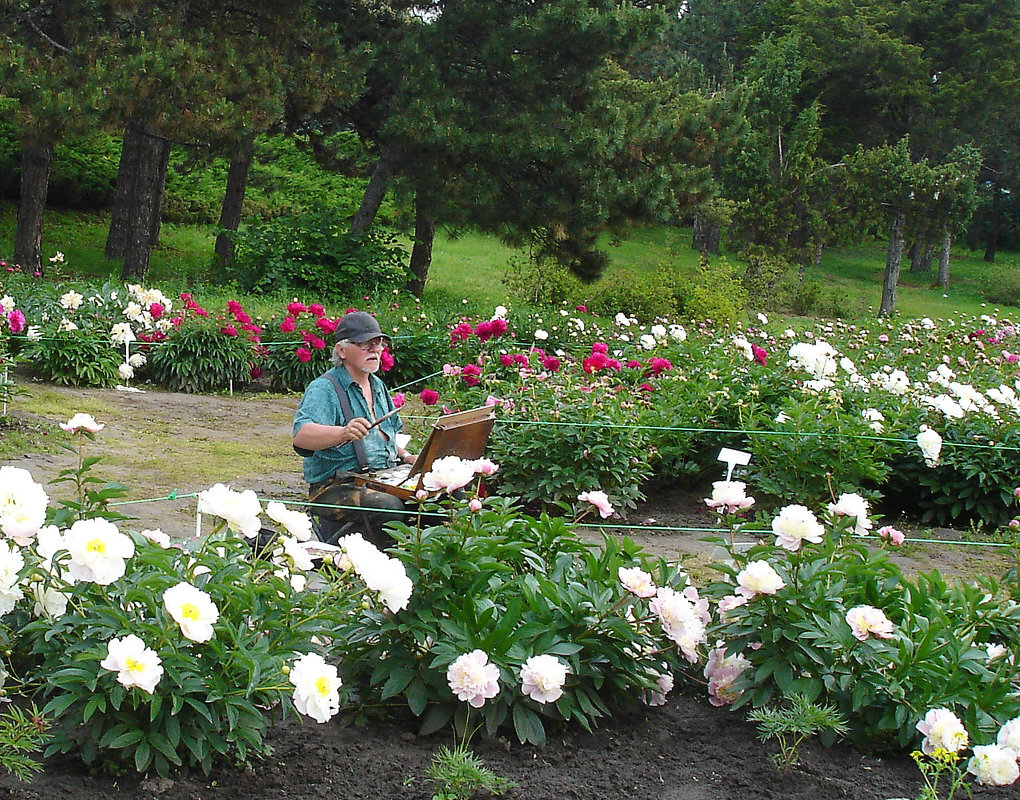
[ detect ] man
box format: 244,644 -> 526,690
293,311 -> 415,548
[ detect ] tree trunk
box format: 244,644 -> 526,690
349,143 -> 397,235
908,237 -> 926,273
119,123 -> 171,281
879,210 -> 906,317
918,241 -> 935,274
106,121 -> 145,260
984,185 -> 1000,263
405,185 -> 435,298
14,135 -> 54,275
214,135 -> 255,266
937,230 -> 952,288
692,212 -> 720,254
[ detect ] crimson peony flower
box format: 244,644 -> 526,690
311,337 -> 326,350
591,342 -> 609,354
420,389 -> 439,405
751,344 -> 768,366
220,325 -> 238,337
392,392 -> 405,408
280,316 -> 296,333
380,349 -> 394,371
449,321 -> 474,342
227,300 -> 243,315
287,302 -> 307,315
149,302 -> 164,320
296,347 -> 312,363
542,356 -> 560,372
308,303 -> 325,317
315,316 -> 337,334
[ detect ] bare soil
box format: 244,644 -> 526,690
2,379 -> 1016,800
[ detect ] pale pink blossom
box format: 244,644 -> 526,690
704,643 -> 752,707
650,586 -> 706,663
998,717 -> 1020,755
771,504 -> 825,551
736,561 -> 785,598
577,490 -> 614,519
827,493 -> 873,536
641,671 -> 674,707
422,456 -> 477,493
618,566 -> 656,598
917,708 -> 969,754
59,413 -> 104,434
876,525 -> 905,545
704,481 -> 755,514
447,650 -> 500,708
845,605 -> 895,641
468,458 -> 500,477
520,654 -> 569,704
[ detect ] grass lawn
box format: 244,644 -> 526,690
1,200 -> 1017,321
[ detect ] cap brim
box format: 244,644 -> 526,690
346,331 -> 390,343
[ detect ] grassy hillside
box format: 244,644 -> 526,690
1,200 -> 1017,321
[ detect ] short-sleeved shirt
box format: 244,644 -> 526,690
293,366 -> 402,484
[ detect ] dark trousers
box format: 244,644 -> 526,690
308,476 -> 407,550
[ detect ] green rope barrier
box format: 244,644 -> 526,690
108,492 -> 198,507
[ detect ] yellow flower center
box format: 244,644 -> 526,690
125,656 -> 144,674
314,676 -> 332,697
86,538 -> 106,554
180,602 -> 200,621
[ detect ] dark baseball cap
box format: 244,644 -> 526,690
335,311 -> 388,343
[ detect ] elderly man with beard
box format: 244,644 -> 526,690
293,311 -> 416,548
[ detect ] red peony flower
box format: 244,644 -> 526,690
227,300 -> 243,315
309,303 -> 325,317
315,316 -> 337,334
149,302 -> 164,320
591,342 -> 609,354
647,357 -> 673,376
287,302 -> 307,315
450,321 -> 474,342
221,325 -> 238,337
626,360 -> 643,370
311,337 -> 326,350
542,356 -> 561,372
280,316 -> 296,333
751,344 -> 768,366
499,353 -> 514,367
392,392 -> 406,408
296,347 -> 312,363
420,389 -> 439,405
380,349 -> 394,371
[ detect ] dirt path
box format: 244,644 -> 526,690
3,377 -> 1013,581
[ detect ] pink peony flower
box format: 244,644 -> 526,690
7,309 -> 25,333
316,316 -> 338,334
447,650 -> 500,708
220,325 -> 238,337
751,344 -> 768,366
296,347 -> 312,363
391,392 -> 405,409
499,353 -> 514,367
647,357 -> 673,376
650,587 -> 706,663
772,504 -> 825,551
469,458 -> 499,476
227,300 -> 243,315
423,455 -> 477,493
308,303 -> 325,317
704,643 -> 751,707
520,654 -> 569,704
149,302 -> 164,320
626,359 -> 643,370
618,566 -> 656,598
642,672 -> 674,707
917,708 -> 969,754
311,337 -> 326,350
578,490 -> 614,519
704,481 -> 755,514
449,321 -> 474,342
736,561 -> 785,598
468,498 -> 483,512
460,363 -> 482,387
60,413 -> 105,434
877,525 -> 905,545
846,605 -> 896,641
420,389 -> 439,405
591,342 -> 609,354
287,302 -> 307,315
380,349 -> 394,371
542,356 -> 561,373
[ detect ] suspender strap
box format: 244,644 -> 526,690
324,372 -> 369,471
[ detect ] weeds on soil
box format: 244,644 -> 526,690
423,744 -> 516,800
911,748 -> 970,800
0,702 -> 49,781
749,694 -> 849,771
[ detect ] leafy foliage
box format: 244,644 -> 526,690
24,331 -> 121,387
148,322 -> 253,393
223,208 -> 409,298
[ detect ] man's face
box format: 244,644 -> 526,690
340,337 -> 386,375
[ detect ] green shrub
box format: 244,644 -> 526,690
340,497 -> 687,744
148,322 -> 253,393
24,331 -> 121,387
741,248 -> 798,312
676,255 -> 748,324
502,255 -> 583,308
582,266 -> 681,322
223,208 -> 409,298
707,508 -> 1020,748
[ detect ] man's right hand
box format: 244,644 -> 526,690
343,417 -> 371,442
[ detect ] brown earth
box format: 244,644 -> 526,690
1,378 -> 1016,800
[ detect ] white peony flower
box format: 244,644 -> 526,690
917,708 -> 969,754
520,654 -> 569,704
267,501 -> 314,542
57,317 -> 78,332
162,581 -> 220,643
289,652 -> 341,723
100,634 -> 163,693
533,328 -> 549,341
845,605 -> 895,641
650,586 -> 706,663
59,413 -> 105,434
59,290 -> 84,311
968,745 -> 1019,786
827,493 -> 873,537
917,426 -> 943,467
338,533 -> 413,612
618,566 -> 656,598
997,717 -> 1020,755
704,480 -> 755,514
141,529 -> 172,548
422,455 -> 478,493
128,353 -> 147,368
447,650 -> 500,708
736,560 -> 785,598
65,518 -> 135,584
118,363 -> 135,380
110,322 -> 136,344
197,483 -> 263,538
0,466 -> 49,545
772,504 -> 825,551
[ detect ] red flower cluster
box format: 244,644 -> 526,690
450,321 -> 474,342
582,343 -> 621,374
542,356 -> 561,373
461,363 -> 482,386
180,292 -> 209,318
647,357 -> 673,376
751,344 -> 768,366
475,318 -> 507,342
420,389 -> 440,405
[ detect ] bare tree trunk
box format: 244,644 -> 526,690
14,135 -> 53,275
106,121 -> 144,260
937,230 -> 952,288
214,135 -> 255,266
909,236 -> 929,273
120,123 -> 171,281
349,144 -> 397,235
879,210 -> 906,317
985,185 -> 1000,263
405,185 -> 435,298
692,212 -> 720,254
